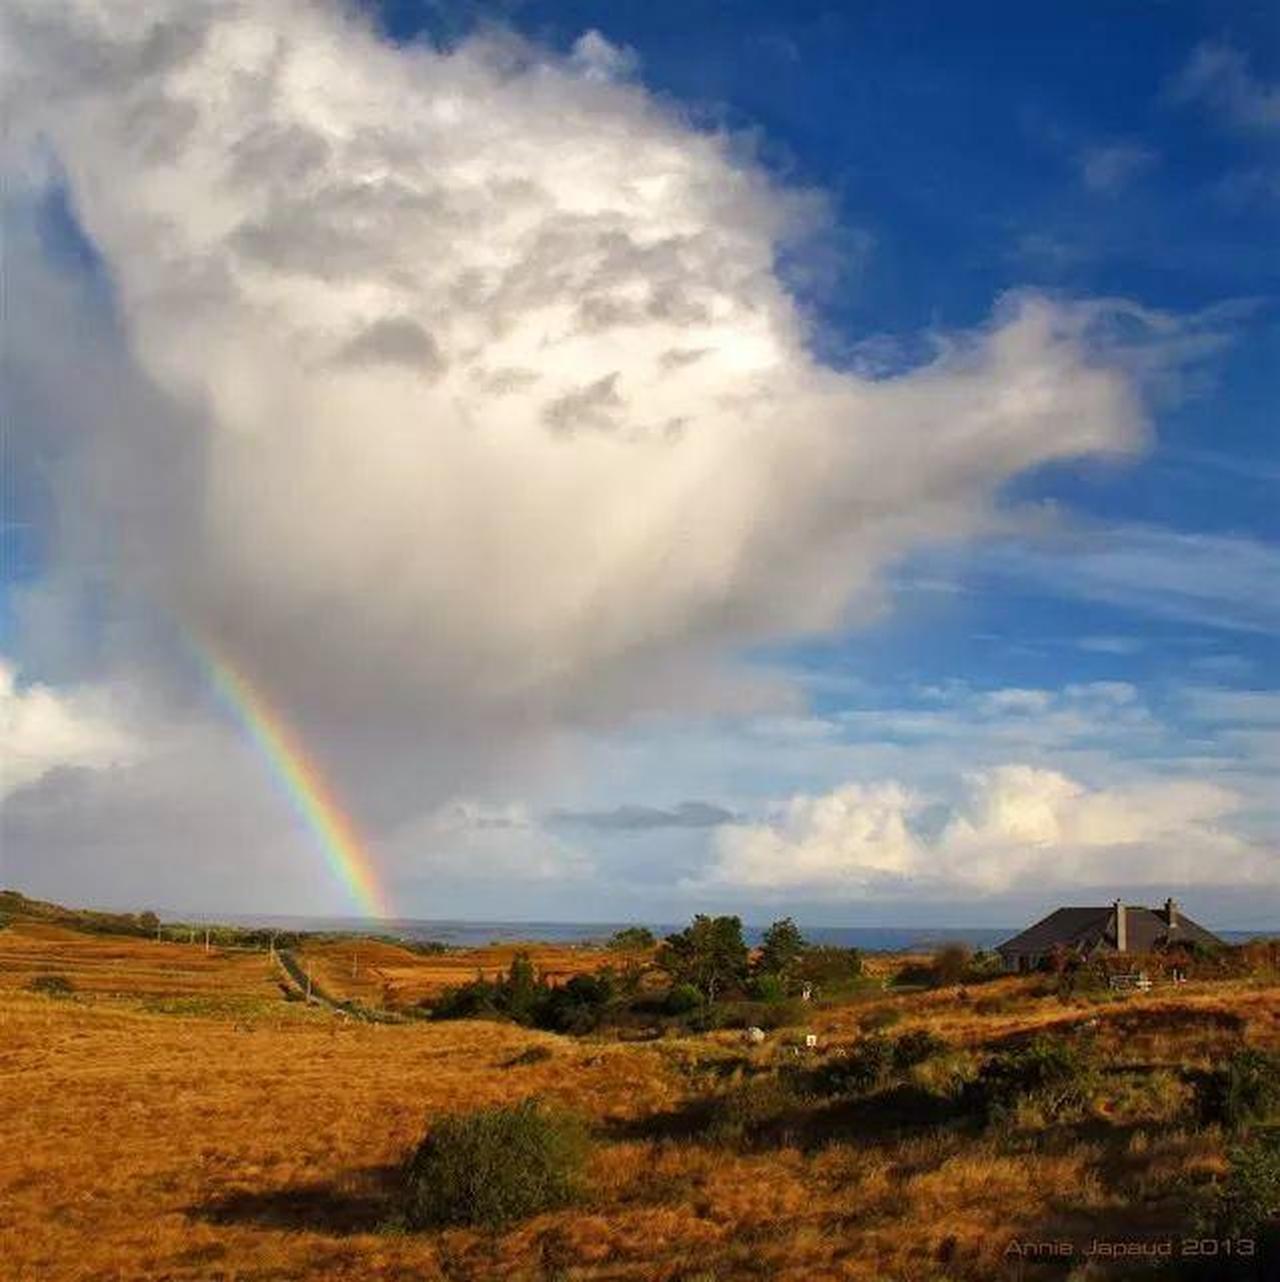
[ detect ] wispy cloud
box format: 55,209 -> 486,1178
1078,143 -> 1159,193
972,521 -> 1280,635
550,801 -> 738,831
1169,42 -> 1280,130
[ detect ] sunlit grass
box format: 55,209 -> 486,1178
1,918 -> 1276,1280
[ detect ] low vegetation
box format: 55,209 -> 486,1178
2,895 -> 1278,1281
402,1100 -> 587,1228
1195,1048 -> 1280,1129
27,973 -> 75,997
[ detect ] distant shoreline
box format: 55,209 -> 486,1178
167,913 -> 1278,950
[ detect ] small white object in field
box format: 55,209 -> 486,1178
745,1026 -> 766,1044
804,1033 -> 818,1048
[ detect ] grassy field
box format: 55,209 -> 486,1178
1,913 -> 1277,1281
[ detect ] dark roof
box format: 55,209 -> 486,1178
997,904 -> 1224,956
998,907 -> 1112,955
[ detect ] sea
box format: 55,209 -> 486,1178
191,915 -> 1275,951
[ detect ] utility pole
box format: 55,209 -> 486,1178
306,961 -> 313,1002
204,927 -> 211,955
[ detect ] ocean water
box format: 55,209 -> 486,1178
199,913 -> 1274,950
201,915 -> 1024,951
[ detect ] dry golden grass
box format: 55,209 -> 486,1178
299,937 -> 620,1009
0,921 -> 279,1001
1,919 -> 1276,1281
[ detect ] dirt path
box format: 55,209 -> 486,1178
275,949 -> 406,1022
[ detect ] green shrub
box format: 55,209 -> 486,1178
539,972 -> 617,1034
809,1035 -> 896,1097
606,926 -> 655,952
1211,1129 -> 1280,1238
664,982 -> 703,1015
29,974 -> 75,997
430,959 -> 617,1033
748,973 -> 788,1003
967,1035 -> 1096,1123
794,945 -> 863,986
697,999 -> 801,1032
429,977 -> 501,1020
1197,1050 -> 1280,1130
403,1100 -> 587,1228
1186,1129 -> 1280,1279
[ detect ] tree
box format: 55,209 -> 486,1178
606,926 -> 655,952
757,917 -> 807,984
503,952 -> 542,1024
795,945 -> 863,986
657,915 -> 749,1002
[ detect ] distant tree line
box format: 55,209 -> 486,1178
430,913 -> 868,1034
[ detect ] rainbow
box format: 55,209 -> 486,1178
200,649 -> 391,919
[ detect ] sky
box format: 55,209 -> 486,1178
1,0 -> 1277,928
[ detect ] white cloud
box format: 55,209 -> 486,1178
1079,143 -> 1158,193
7,3 -> 1265,918
1170,42 -> 1280,130
709,763 -> 1266,896
3,0 -> 1145,750
0,660 -> 134,799
969,521 -> 1280,634
394,798 -> 594,884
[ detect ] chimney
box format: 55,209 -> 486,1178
1165,898 -> 1179,930
1113,899 -> 1127,953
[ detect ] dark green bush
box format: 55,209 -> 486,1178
748,973 -> 788,1003
29,974 -> 75,997
1185,1129 -> 1280,1280
794,945 -> 863,986
606,926 -> 655,952
1196,1050 -> 1280,1130
1214,1129 -> 1280,1238
430,957 -> 618,1033
809,1035 -> 896,1097
429,976 -> 501,1020
696,999 -> 802,1032
664,982 -> 703,1015
403,1100 -> 587,1228
540,972 -> 617,1034
967,1035 -> 1096,1122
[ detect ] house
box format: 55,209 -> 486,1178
996,899 -> 1224,973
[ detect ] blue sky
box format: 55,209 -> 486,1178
1,0 -> 1276,926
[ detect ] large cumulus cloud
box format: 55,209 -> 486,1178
3,1 -> 1142,721
708,764 -> 1259,896
0,1 -> 1170,908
